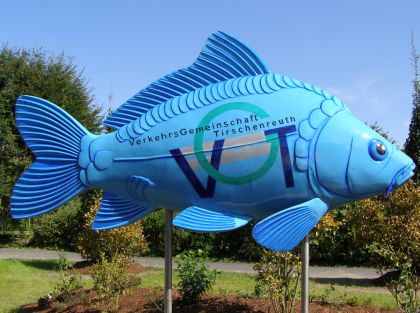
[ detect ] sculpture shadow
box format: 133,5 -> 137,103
312,277 -> 384,287
17,259 -> 58,271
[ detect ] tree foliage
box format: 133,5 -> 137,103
404,34 -> 420,183
0,46 -> 102,227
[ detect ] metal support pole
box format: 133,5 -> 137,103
301,235 -> 309,313
164,209 -> 173,313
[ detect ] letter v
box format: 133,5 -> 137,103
169,139 -> 224,198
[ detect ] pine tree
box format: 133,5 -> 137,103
404,34 -> 420,183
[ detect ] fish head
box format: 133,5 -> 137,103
314,111 -> 415,201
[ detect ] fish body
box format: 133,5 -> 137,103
11,32 -> 415,251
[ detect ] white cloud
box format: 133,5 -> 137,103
326,77 -> 389,116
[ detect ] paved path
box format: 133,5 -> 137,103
0,248 -> 381,283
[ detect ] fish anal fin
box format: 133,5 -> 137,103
252,198 -> 328,251
92,192 -> 153,230
173,206 -> 251,232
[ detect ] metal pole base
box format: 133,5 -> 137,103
164,209 -> 173,313
301,235 -> 309,313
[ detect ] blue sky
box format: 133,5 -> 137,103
1,0 -> 419,145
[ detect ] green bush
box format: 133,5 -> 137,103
348,180 -> 419,313
90,253 -> 141,312
30,198 -> 84,249
53,251 -> 82,302
77,190 -> 148,262
141,210 -> 165,256
142,208 -> 371,264
142,210 -> 260,261
254,249 -> 301,313
310,205 -> 369,266
176,249 -> 219,304
142,210 -> 216,256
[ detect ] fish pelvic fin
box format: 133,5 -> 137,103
11,95 -> 90,218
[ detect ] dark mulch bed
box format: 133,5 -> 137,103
19,288 -> 398,313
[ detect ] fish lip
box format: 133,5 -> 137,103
385,162 -> 416,198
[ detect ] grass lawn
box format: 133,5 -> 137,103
0,259 -> 399,312
309,283 -> 397,310
0,259 -> 60,313
140,267 -> 256,296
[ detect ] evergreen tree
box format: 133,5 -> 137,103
0,46 -> 102,228
404,34 -> 420,183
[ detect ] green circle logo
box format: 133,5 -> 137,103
193,102 -> 279,185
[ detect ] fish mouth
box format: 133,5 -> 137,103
385,162 -> 416,198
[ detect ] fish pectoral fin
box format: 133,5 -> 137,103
92,192 -> 153,230
126,175 -> 155,202
173,206 -> 252,232
252,198 -> 328,252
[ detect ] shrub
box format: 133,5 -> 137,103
310,211 -> 342,261
77,190 -> 148,262
90,253 -> 141,312
142,210 -> 261,261
176,249 -> 219,304
238,234 -> 264,262
142,210 -> 217,257
371,249 -> 419,313
310,206 -> 369,266
54,251 -> 82,302
141,210 -> 166,256
348,180 -> 419,313
254,249 -> 301,313
30,198 -> 84,249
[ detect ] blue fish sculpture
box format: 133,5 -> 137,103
11,32 -> 415,251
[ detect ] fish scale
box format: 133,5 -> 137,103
118,73 -> 338,144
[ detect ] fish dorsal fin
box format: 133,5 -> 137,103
103,31 -> 270,129
173,206 -> 252,232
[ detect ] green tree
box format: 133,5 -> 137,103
404,33 -> 420,183
0,46 -> 102,230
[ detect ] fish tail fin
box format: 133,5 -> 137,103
11,95 -> 90,218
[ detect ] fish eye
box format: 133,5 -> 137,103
368,140 -> 387,161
